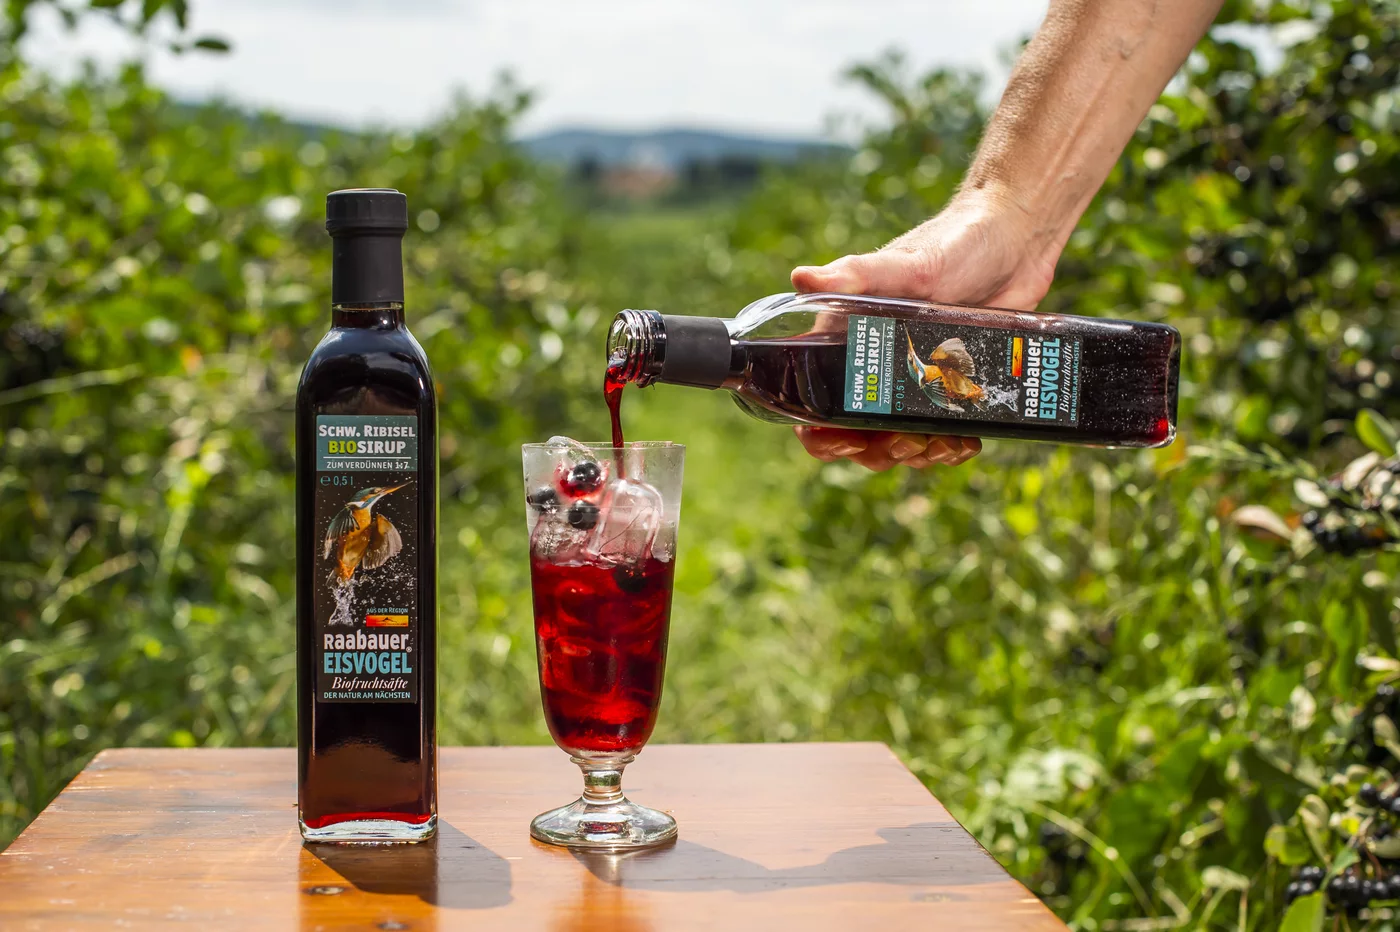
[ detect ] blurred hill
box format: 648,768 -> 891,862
518,125 -> 847,169
523,126 -> 849,204
521,126 -> 848,205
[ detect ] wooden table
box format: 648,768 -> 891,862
0,743 -> 1066,930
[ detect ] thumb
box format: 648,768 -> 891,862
791,248 -> 936,299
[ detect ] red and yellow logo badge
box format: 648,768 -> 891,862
365,613 -> 409,627
1010,337 -> 1024,378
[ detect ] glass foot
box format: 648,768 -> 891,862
530,796 -> 677,850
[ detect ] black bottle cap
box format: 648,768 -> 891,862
326,188 -> 408,304
658,314 -> 732,389
326,188 -> 408,235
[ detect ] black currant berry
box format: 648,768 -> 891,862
562,460 -> 604,496
1361,879 -> 1378,903
527,485 -> 560,514
566,500 -> 600,530
1378,683 -> 1396,702
1301,866 -> 1325,884
1387,795 -> 1400,817
1285,881 -> 1302,903
1361,782 -> 1381,807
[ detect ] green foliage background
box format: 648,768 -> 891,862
3,0 -> 1400,928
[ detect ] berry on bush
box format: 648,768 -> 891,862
1297,865 -> 1324,885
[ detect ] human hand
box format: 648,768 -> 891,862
794,426 -> 981,471
789,190 -> 1062,471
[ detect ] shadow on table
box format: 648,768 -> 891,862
571,822 -> 999,896
305,821 -> 512,909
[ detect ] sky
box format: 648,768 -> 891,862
21,0 -> 1051,139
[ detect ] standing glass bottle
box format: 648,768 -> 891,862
296,188 -> 438,843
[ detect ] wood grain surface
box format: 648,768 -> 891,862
0,743 -> 1067,930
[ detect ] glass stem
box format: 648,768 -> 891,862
575,756 -> 634,805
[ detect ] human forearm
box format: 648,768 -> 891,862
963,0 -> 1223,260
787,0 -> 1221,471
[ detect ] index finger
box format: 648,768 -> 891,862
794,425 -> 870,460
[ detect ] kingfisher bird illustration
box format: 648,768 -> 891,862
324,482 -> 409,584
905,331 -> 986,412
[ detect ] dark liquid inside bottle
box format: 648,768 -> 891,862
297,189 -> 437,842
735,314 -> 1178,446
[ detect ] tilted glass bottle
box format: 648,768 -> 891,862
607,292 -> 1180,447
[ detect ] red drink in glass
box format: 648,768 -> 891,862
531,553 -> 674,754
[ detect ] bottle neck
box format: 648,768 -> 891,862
607,310 -> 667,386
331,230 -> 405,304
606,310 -> 734,390
332,302 -> 405,330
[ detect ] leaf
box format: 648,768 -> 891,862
1293,479 -> 1331,509
1357,409 -> 1400,457
1231,504 -> 1294,542
1297,794 -> 1331,861
1004,504 -> 1037,537
192,36 -> 230,52
1373,715 -> 1400,762
1265,823 -> 1314,865
1278,892 -> 1324,932
1288,684 -> 1316,731
1359,656 -> 1400,672
1338,452 -> 1381,491
1323,601 -> 1360,694
1201,865 -> 1250,891
1371,835 -> 1400,859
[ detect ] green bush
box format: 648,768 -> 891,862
2,0 -> 1399,929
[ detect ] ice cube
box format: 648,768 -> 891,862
651,524 -> 677,563
540,636 -> 617,698
587,478 -> 662,566
544,435 -> 609,500
531,516 -> 591,563
545,435 -> 597,470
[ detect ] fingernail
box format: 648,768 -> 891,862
829,441 -> 865,456
924,438 -> 953,459
801,262 -> 854,286
890,437 -> 926,460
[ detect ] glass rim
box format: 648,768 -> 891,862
521,441 -> 685,452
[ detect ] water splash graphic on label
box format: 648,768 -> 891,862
327,574 -> 359,626
981,384 -> 1020,413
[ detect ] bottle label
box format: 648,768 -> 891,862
313,415 -> 420,703
844,316 -> 1082,425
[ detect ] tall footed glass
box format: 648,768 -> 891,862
522,440 -> 684,849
